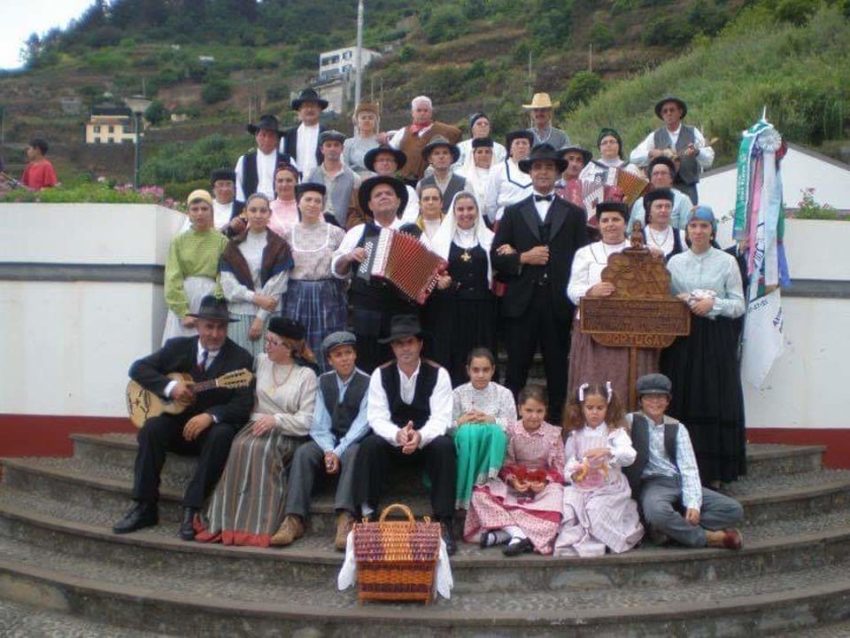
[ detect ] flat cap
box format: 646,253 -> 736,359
321,330 -> 357,354
636,373 -> 673,396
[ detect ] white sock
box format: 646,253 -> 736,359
504,525 -> 527,541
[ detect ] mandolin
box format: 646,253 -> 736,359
125,369 -> 253,428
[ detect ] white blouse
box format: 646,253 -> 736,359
566,240 -> 629,306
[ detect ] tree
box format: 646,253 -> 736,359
144,100 -> 169,125
202,78 -> 233,104
20,33 -> 42,69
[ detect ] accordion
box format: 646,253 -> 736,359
582,166 -> 650,209
357,228 -> 447,304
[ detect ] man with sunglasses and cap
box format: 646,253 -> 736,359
629,96 -> 714,204
307,129 -> 362,229
353,314 -> 458,554
277,331 -> 371,551
281,88 -> 329,178
114,295 -> 254,541
332,175 -> 418,373
235,114 -> 295,202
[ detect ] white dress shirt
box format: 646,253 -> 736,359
234,149 -> 278,201
629,124 -> 715,169
331,218 -> 405,279
484,158 -> 532,222
296,123 -> 321,177
366,362 -> 453,448
164,341 -> 220,398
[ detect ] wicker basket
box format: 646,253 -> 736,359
353,503 -> 441,604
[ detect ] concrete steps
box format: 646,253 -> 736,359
0,433 -> 849,635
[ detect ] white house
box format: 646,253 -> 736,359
84,105 -> 137,145
698,143 -> 850,247
318,46 -> 381,82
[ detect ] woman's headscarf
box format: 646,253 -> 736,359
430,191 -> 495,285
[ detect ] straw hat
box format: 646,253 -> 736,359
522,93 -> 560,110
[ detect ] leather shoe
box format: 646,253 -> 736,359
178,507 -> 198,541
271,515 -> 305,547
113,502 -> 158,534
440,520 -> 457,556
503,537 -> 533,557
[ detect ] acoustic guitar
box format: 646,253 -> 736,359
125,369 -> 253,428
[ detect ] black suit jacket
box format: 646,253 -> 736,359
491,195 -> 588,321
129,336 -> 255,427
281,124 -> 327,170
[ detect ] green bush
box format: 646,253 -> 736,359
144,100 -> 169,125
642,16 -> 694,47
422,5 -> 470,44
141,134 -> 246,185
590,22 -> 615,50
559,71 -> 604,114
201,79 -> 233,104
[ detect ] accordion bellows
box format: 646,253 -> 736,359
357,228 -> 447,304
353,503 -> 441,603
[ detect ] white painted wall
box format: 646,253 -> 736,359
1,203 -> 183,417
700,145 -> 850,248
745,296 -> 850,429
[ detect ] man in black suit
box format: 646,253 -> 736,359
281,88 -> 328,179
113,296 -> 254,540
491,144 -> 588,422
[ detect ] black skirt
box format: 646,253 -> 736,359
660,315 -> 746,484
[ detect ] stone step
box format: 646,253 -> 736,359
1,532 -> 850,636
4,454 -> 847,529
69,432 -> 825,486
0,598 -> 169,637
3,484 -> 850,594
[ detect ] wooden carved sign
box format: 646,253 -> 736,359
579,222 -> 691,407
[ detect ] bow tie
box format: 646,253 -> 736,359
534,194 -> 554,202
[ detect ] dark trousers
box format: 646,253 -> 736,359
353,433 -> 457,520
132,414 -> 236,509
285,440 -> 360,518
674,180 -> 698,205
503,285 -> 571,423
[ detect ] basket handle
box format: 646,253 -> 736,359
379,503 -> 416,523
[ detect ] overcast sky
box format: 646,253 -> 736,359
1,0 -> 94,70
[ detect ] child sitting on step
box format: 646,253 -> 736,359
554,382 -> 644,557
463,384 -> 565,556
623,373 -> 744,550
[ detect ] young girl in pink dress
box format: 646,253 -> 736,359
464,385 -> 566,556
554,382 -> 643,557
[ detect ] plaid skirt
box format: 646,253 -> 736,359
281,279 -> 347,371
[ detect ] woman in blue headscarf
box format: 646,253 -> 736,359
661,206 -> 747,489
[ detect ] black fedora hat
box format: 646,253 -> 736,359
378,314 -> 425,344
559,144 -> 592,166
654,96 -> 688,119
505,129 -> 535,150
246,114 -> 285,137
358,175 -> 409,217
186,295 -> 237,323
364,145 -> 407,173
421,135 -> 460,164
291,88 -> 329,111
518,143 -> 568,174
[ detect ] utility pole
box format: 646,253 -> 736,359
588,43 -> 593,73
354,0 -> 364,108
527,50 -> 533,97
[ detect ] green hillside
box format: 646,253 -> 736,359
1,0 -> 848,195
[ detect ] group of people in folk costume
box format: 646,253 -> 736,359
116,89 -> 748,559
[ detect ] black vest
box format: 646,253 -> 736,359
653,125 -> 698,185
623,414 -> 679,497
320,370 -> 370,441
240,150 -> 293,199
350,223 -> 417,314
380,360 -> 440,429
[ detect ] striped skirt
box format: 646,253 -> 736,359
281,279 -> 347,371
227,313 -> 278,359
194,424 -> 304,547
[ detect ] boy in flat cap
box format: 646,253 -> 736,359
624,373 -> 744,550
276,331 -> 370,550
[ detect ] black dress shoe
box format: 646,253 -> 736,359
440,521 -> 457,556
502,537 -> 534,557
178,507 -> 198,541
113,502 -> 158,534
